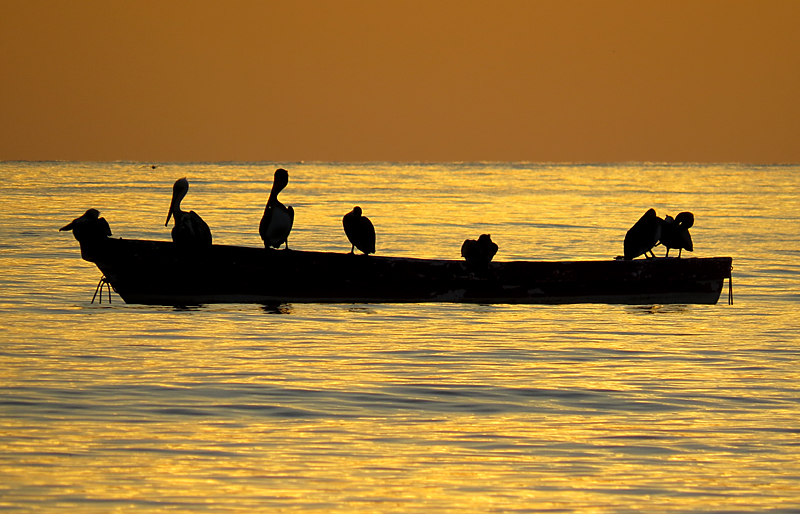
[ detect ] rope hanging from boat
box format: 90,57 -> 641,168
92,276 -> 113,304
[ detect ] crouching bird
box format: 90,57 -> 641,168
343,206 -> 376,255
660,211 -> 694,257
166,178 -> 212,245
461,234 -> 498,266
59,208 -> 112,242
623,208 -> 662,260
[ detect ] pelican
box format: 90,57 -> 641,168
623,208 -> 663,260
165,178 -> 212,245
259,168 -> 294,249
461,234 -> 498,266
343,206 -> 376,254
59,208 -> 112,242
660,211 -> 694,257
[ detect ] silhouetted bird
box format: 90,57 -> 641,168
343,206 -> 376,254
461,234 -> 498,266
259,168 -> 294,249
660,211 -> 694,257
165,178 -> 212,245
59,208 -> 112,242
623,208 -> 663,260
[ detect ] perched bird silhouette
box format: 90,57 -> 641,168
165,178 -> 212,245
623,208 -> 663,260
660,211 -> 694,257
342,206 -> 376,254
59,208 -> 112,242
259,168 -> 294,249
461,234 -> 498,266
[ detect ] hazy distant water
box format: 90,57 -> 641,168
1,162 -> 799,512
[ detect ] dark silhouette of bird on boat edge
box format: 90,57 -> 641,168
260,168 -> 294,249
461,234 -> 498,267
166,178 -> 212,245
660,211 -> 694,257
343,206 -> 376,255
59,208 -> 112,242
621,208 -> 694,260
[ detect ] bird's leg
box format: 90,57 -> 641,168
350,245 -> 355,254
678,248 -> 682,258
665,248 -> 670,258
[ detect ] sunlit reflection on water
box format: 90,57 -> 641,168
1,162 -> 799,511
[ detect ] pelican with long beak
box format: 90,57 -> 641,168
165,178 -> 212,245
623,208 -> 663,260
59,208 -> 112,242
259,168 -> 294,249
660,211 -> 694,257
343,206 -> 376,254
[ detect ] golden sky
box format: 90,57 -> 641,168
1,0 -> 798,163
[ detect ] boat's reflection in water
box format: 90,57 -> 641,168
167,301 -> 693,316
159,302 -> 294,314
626,304 -> 691,315
346,305 -> 377,314
260,302 -> 292,315
171,304 -> 205,312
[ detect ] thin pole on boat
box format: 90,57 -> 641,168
728,266 -> 733,305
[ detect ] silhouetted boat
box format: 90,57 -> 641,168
69,238 -> 733,306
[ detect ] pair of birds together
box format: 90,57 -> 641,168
61,168 -> 377,255
255,168 -> 376,254
257,168 -> 376,255
623,208 -> 694,260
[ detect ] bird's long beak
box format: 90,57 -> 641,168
165,205 -> 174,227
59,222 -> 73,232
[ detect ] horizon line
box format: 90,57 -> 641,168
2,159 -> 798,166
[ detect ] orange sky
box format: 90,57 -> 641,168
1,0 -> 798,163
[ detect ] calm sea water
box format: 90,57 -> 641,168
1,162 -> 799,512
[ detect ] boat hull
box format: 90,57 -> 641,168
77,239 -> 732,305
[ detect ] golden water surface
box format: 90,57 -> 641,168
1,162 -> 799,512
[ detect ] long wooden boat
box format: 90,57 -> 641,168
71,238 -> 733,305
